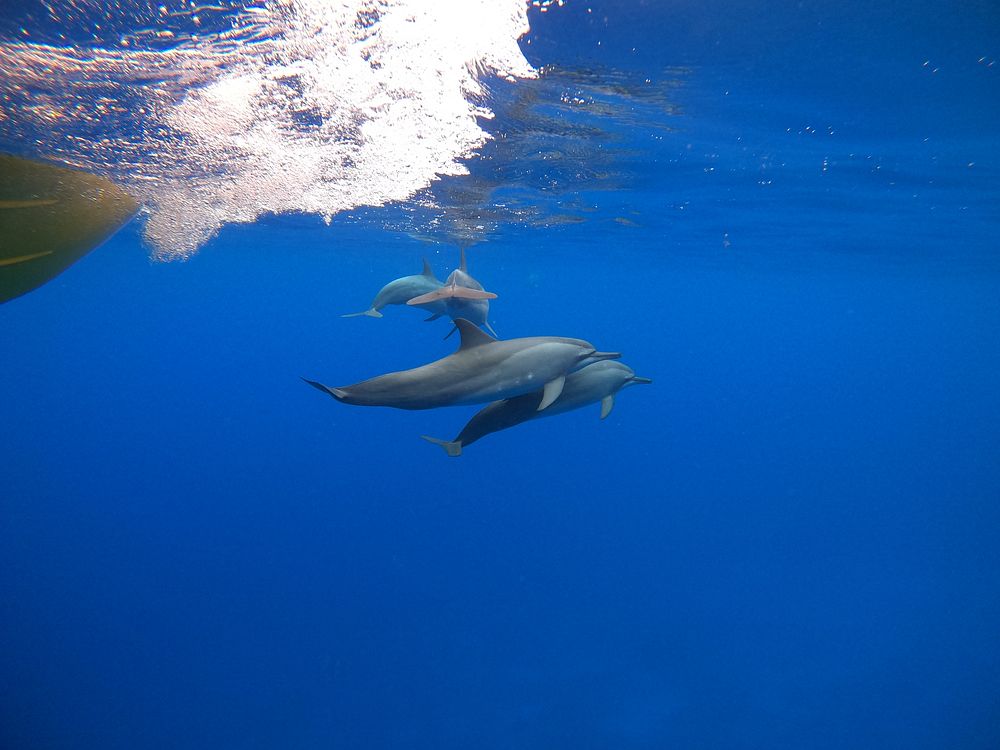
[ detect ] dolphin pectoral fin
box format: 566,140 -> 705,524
341,308 -> 383,318
421,258 -> 434,277
455,318 -> 497,349
600,395 -> 615,419
424,313 -> 443,322
538,375 -> 566,411
421,435 -> 463,457
631,376 -> 653,384
408,286 -> 496,305
459,246 -> 468,272
407,288 -> 450,305
484,321 -> 499,338
449,287 -> 497,300
443,323 -> 458,340
301,377 -> 347,402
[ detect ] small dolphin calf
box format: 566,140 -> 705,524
421,360 -> 652,456
342,259 -> 448,319
407,248 -> 498,335
304,319 -> 620,411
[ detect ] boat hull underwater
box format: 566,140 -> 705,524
1,154 -> 138,304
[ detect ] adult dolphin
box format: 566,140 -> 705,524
303,319 -> 620,411
342,259 -> 449,319
406,248 -> 498,335
421,360 -> 652,456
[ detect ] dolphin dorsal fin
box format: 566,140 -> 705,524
421,258 -> 434,277
454,318 -> 496,350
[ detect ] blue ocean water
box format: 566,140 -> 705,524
2,1 -> 999,748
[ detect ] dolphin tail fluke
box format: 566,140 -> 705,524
301,377 -> 348,402
407,286 -> 497,306
341,308 -> 383,318
631,376 -> 653,384
420,435 -> 463,457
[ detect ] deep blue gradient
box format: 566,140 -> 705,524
2,2 -> 1000,749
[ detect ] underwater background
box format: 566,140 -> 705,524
2,0 -> 999,747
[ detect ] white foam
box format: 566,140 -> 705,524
0,0 -> 536,258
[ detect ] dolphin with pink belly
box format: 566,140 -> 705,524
407,248 -> 498,335
420,360 -> 652,456
303,319 -> 620,411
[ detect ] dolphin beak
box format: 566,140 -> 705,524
589,351 -> 622,361
630,376 -> 653,384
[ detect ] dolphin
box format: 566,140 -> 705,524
303,319 -> 621,411
421,360 -> 653,456
406,248 -> 498,335
342,259 -> 449,319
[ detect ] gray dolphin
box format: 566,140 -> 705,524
303,319 -> 620,411
407,248 -> 498,335
421,360 -> 652,456
342,259 -> 448,319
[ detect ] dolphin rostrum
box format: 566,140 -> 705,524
303,319 -> 620,411
342,259 -> 448,319
406,248 -> 498,335
421,360 -> 652,456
